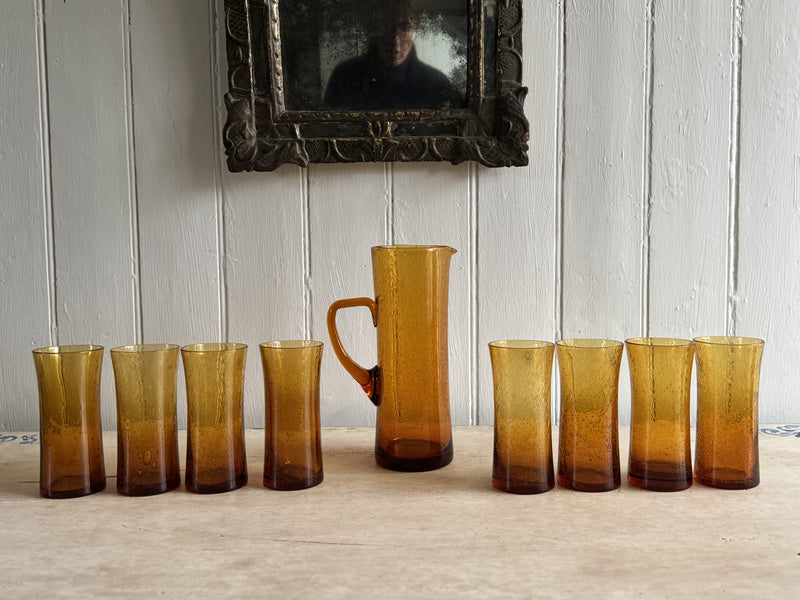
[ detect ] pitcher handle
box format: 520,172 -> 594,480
327,297 -> 380,406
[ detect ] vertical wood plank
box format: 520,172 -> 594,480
44,0 -> 134,428
561,1 -> 647,422
223,170 -> 306,427
476,0 -> 559,425
0,1 -> 51,430
648,1 -> 731,339
393,162 -> 471,425
130,0 -> 222,425
212,0 -> 307,427
310,164 -> 387,426
737,0 -> 800,422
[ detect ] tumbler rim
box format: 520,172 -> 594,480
625,337 -> 694,347
693,336 -> 764,347
372,244 -> 456,252
181,342 -> 247,353
488,340 -> 554,350
556,338 -> 623,349
32,344 -> 103,355
111,343 -> 180,354
260,340 -> 323,350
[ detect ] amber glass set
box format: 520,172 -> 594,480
32,341 -> 324,498
490,336 -> 765,495
31,246 -> 765,499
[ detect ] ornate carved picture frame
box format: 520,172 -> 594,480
223,0 -> 528,171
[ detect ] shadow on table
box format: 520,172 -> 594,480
0,479 -> 41,498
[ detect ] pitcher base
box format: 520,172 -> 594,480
375,438 -> 453,472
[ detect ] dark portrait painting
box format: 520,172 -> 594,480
279,0 -> 469,111
223,0 -> 528,170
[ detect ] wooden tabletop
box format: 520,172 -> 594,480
1,426 -> 798,598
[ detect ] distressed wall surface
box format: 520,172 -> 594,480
1,0 -> 798,430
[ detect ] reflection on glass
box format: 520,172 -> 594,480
281,0 -> 468,111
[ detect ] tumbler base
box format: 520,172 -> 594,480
557,469 -> 620,492
628,461 -> 692,492
493,464 -> 554,494
492,478 -> 554,495
118,475 -> 181,496
264,466 -> 324,491
185,471 -> 248,494
41,476 -> 106,499
694,468 -> 759,490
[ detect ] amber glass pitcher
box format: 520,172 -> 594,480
327,245 -> 456,472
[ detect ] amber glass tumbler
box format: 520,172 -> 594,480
182,343 -> 248,493
260,341 -> 324,491
556,339 -> 623,492
33,345 -> 106,499
489,340 -> 555,494
694,336 -> 764,490
110,344 -> 181,496
625,337 -> 694,492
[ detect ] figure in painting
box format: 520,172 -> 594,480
324,0 -> 462,110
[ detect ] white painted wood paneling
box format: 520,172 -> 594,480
393,162 -> 472,425
3,0 -> 800,429
647,0 -> 731,340
44,0 -> 134,429
737,0 -> 800,421
130,0 -> 223,426
647,1 -> 734,426
0,1 -> 51,430
477,0 -> 559,426
310,164 -> 387,426
212,0 -> 307,427
561,1 -> 647,422
224,170 -> 307,427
